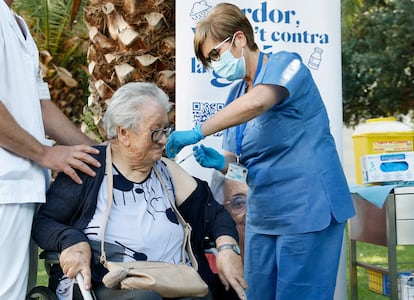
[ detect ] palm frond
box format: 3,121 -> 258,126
46,0 -> 75,54
13,0 -> 86,59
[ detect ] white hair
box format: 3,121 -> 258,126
210,170 -> 225,204
103,82 -> 170,139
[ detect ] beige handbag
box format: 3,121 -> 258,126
100,144 -> 209,298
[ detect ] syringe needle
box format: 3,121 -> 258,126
177,152 -> 193,164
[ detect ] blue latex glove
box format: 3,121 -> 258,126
193,144 -> 225,171
166,124 -> 205,158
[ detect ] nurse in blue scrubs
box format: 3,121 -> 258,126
166,3 -> 355,300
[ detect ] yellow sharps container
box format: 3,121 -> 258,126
352,117 -> 414,184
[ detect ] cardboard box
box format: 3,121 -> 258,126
361,151 -> 414,184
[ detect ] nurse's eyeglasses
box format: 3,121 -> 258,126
150,127 -> 173,143
206,36 -> 231,63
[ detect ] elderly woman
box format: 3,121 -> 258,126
32,82 -> 247,300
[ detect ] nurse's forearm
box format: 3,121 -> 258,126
201,88 -> 269,136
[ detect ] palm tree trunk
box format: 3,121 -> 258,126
83,0 -> 175,138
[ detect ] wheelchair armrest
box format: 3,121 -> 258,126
39,250 -> 59,263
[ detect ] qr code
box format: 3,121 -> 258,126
192,101 -> 224,137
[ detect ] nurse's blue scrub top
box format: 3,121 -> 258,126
222,51 -> 355,235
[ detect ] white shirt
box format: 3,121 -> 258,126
0,1 -> 49,204
86,161 -> 185,264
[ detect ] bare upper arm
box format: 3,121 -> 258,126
252,84 -> 289,109
161,157 -> 197,206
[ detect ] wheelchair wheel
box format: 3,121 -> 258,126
26,286 -> 57,300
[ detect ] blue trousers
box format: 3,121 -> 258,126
244,219 -> 345,300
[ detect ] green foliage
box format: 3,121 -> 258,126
341,0 -> 363,36
13,0 -> 86,64
12,0 -> 92,130
36,258 -> 48,287
342,0 -> 414,126
81,108 -> 105,143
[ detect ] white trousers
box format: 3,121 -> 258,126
0,203 -> 36,300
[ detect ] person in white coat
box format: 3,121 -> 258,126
0,1 -> 100,298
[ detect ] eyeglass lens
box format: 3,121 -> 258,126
226,195 -> 246,213
207,36 -> 231,62
151,127 -> 171,143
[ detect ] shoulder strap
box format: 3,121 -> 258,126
99,144 -> 113,266
153,166 -> 198,270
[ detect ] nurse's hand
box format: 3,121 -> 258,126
166,124 -> 204,158
193,144 -> 225,171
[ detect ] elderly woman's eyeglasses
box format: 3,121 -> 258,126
206,36 -> 231,63
150,127 -> 172,143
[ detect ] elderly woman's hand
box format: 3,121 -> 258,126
59,241 -> 92,291
215,247 -> 247,300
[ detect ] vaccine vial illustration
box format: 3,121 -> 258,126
308,47 -> 323,70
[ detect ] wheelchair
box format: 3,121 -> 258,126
26,239 -> 218,300
26,251 -> 95,300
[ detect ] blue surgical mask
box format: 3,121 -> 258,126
211,47 -> 246,81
